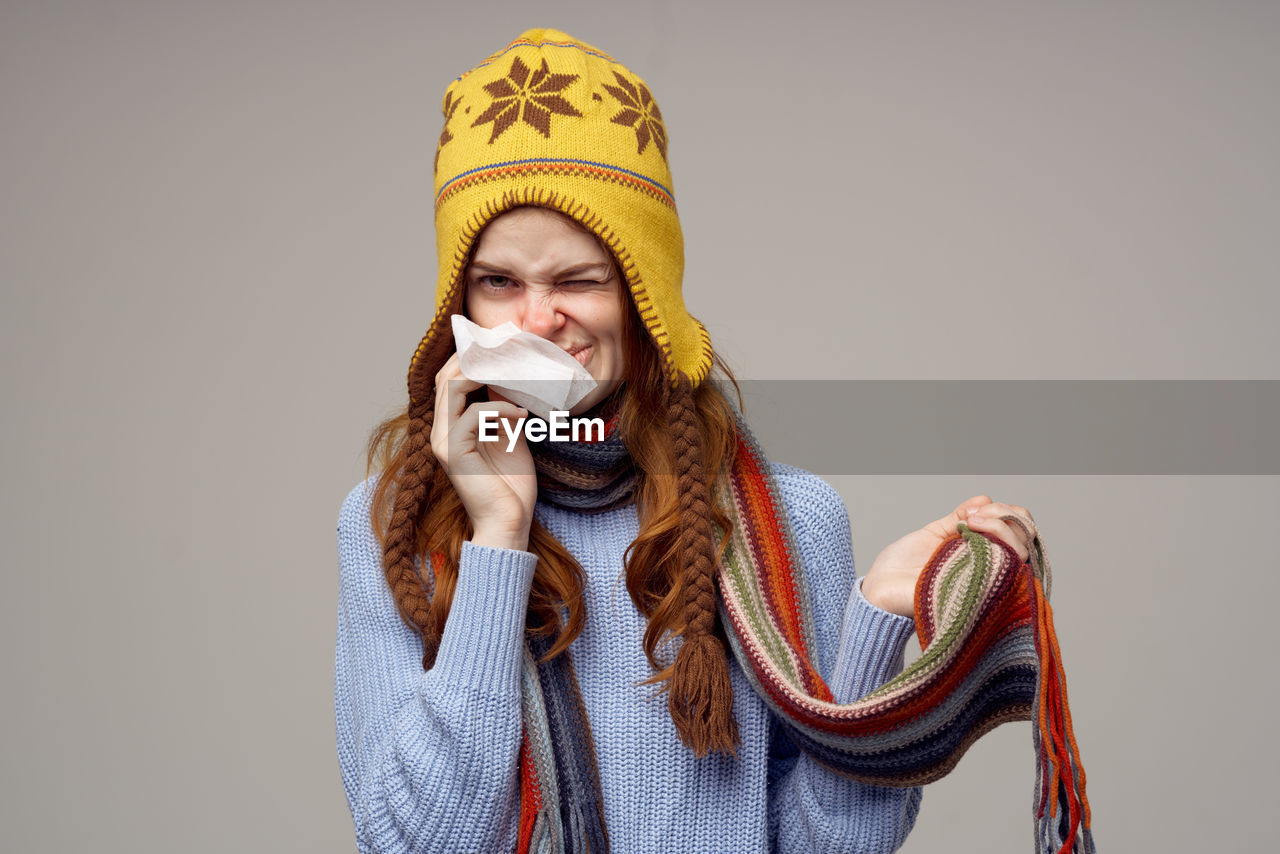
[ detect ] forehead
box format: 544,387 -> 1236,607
470,208 -> 611,275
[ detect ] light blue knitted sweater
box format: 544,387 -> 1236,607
335,463 -> 923,853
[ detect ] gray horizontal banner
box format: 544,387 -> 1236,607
729,380 -> 1278,475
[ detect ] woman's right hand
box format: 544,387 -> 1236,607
430,353 -> 537,551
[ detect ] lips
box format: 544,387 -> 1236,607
567,345 -> 592,367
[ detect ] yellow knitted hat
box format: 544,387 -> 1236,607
409,28 -> 711,398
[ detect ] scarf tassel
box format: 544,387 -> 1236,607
517,731 -> 544,854
1031,572 -> 1096,854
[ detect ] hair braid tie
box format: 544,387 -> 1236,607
666,376 -> 741,757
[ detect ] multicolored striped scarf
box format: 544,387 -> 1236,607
517,411 -> 1095,854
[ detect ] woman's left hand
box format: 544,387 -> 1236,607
860,496 -> 1037,617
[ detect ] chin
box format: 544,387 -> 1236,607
570,382 -> 622,418
569,396 -> 604,418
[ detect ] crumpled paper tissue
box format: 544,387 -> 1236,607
451,314 -> 597,420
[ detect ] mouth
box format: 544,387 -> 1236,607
566,345 -> 592,367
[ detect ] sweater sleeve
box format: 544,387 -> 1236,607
766,466 -> 924,854
334,478 -> 537,854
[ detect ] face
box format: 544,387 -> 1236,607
464,207 -> 627,416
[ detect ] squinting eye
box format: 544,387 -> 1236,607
480,275 -> 511,289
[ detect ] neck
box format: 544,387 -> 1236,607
528,391 -> 638,513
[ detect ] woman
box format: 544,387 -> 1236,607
335,29 -> 1039,853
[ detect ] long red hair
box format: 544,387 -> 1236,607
364,210 -> 743,752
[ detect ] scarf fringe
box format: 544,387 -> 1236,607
1031,570 -> 1095,854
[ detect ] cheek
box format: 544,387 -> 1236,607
597,304 -> 628,377
464,291 -> 511,328
568,294 -> 622,339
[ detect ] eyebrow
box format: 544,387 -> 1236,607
469,260 -> 613,279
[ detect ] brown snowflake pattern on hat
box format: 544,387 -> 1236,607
603,71 -> 667,161
471,56 -> 583,144
434,91 -> 462,175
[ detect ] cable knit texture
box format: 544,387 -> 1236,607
335,463 -> 922,853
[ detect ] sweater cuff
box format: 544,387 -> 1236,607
431,541 -> 538,694
830,577 -> 917,703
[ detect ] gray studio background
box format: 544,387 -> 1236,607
3,1 -> 1277,852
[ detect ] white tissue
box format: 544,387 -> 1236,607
451,314 -> 598,420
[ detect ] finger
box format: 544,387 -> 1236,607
447,401 -> 528,471
939,495 -> 992,527
968,501 -> 1038,541
432,357 -> 483,459
1007,503 -> 1034,523
974,500 -> 1035,524
436,360 -> 483,418
955,495 -> 993,515
486,387 -> 516,406
963,514 -> 1030,562
922,495 -> 992,539
966,502 -> 1035,558
457,400 -> 527,438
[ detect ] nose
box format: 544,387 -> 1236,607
518,291 -> 564,338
